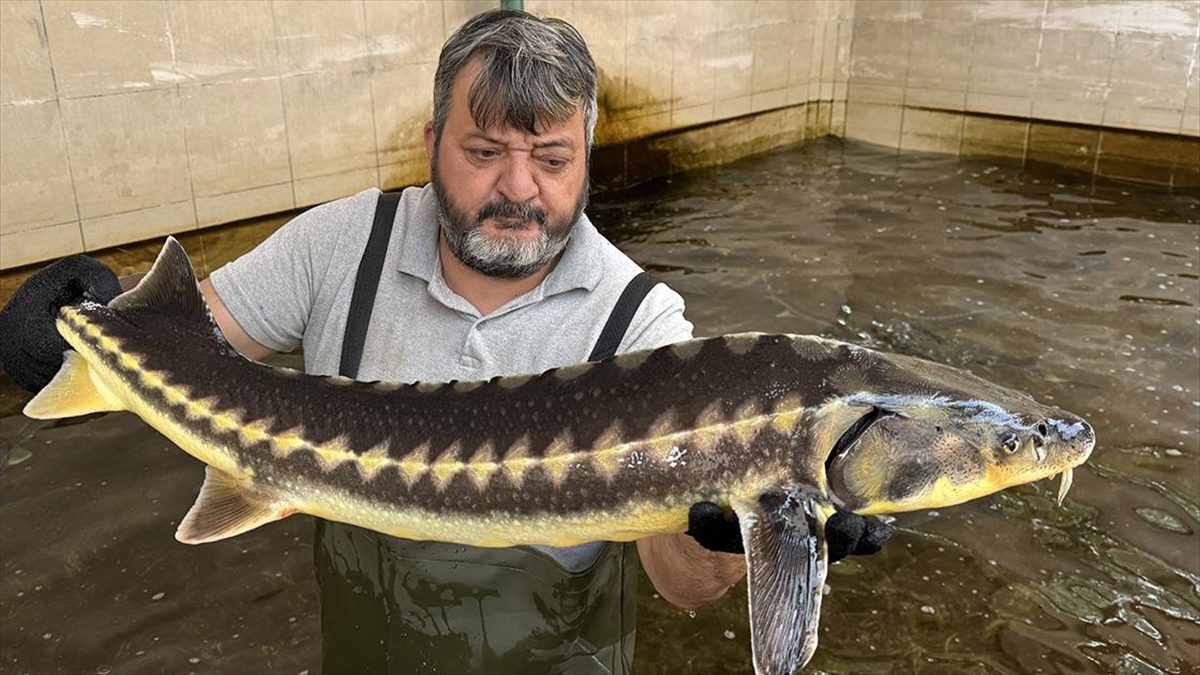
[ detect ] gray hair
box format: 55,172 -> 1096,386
432,9 -> 598,149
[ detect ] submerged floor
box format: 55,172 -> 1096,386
1,138 -> 1197,674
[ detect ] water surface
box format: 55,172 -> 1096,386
2,138 -> 1197,674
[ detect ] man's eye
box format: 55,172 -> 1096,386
471,149 -> 500,160
540,157 -> 568,170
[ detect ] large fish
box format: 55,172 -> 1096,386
24,238 -> 1095,674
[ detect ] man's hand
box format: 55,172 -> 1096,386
0,255 -> 122,392
686,501 -> 894,562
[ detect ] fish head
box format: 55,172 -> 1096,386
816,353 -> 1095,516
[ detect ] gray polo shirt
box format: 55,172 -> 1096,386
209,185 -> 693,567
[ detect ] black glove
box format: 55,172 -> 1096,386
0,255 -> 122,393
686,501 -> 893,562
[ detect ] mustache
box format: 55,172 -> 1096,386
477,200 -> 547,228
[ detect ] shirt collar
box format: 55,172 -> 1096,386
396,183 -> 603,298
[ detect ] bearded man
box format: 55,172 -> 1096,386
0,9 -> 888,674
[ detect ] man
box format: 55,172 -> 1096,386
0,9 -> 888,674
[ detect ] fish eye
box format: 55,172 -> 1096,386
1036,422 -> 1049,437
1001,434 -> 1019,454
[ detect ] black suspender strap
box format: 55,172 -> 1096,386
587,272 -> 660,363
339,191 -> 401,379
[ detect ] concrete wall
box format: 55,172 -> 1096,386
844,0 -> 1199,185
0,0 -> 852,269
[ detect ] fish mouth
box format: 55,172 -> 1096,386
1050,419 -> 1095,506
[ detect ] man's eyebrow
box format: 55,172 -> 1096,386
462,132 -> 575,151
532,138 -> 575,151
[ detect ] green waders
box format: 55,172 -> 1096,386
315,525 -> 638,674
318,191 -> 663,674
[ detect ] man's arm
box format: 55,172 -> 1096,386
198,278 -> 275,361
637,530 -> 745,609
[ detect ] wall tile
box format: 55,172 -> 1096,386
1096,128 -> 1180,184
1185,40 -> 1200,136
672,0 -> 719,34
81,200 -> 196,251
906,20 -> 970,110
834,19 -> 853,83
716,0 -> 756,31
1106,33 -> 1191,124
42,0 -> 174,97
848,19 -> 910,87
1104,104 -> 1185,135
973,0 -> 1044,27
844,101 -> 903,148
854,1 -> 911,22
294,167 -> 377,209
967,23 -> 1040,116
0,1 -> 56,104
1043,0 -> 1123,32
900,108 -> 963,153
752,0 -> 793,27
281,70 -> 377,181
364,0 -> 442,70
673,31 -> 717,110
1120,0 -> 1199,38
672,102 -> 715,127
848,82 -> 905,106
60,89 -> 191,220
1026,122 -> 1100,172
819,21 -> 838,88
751,88 -> 786,113
908,1 -> 973,23
182,79 -> 291,197
714,28 -> 755,102
271,0 -> 368,76
714,94 -> 751,120
571,0 -> 626,140
1172,138 -> 1199,187
0,222 -> 83,269
378,159 -> 430,192
624,1 -> 674,118
0,102 -> 76,233
196,183 -> 294,229
167,0 -> 278,85
1034,29 -> 1116,125
961,115 -> 1029,159
830,100 -> 848,136
807,16 -> 826,86
373,63 -> 436,166
752,22 -> 792,95
442,1 -> 494,37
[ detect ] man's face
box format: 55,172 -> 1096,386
426,61 -> 589,279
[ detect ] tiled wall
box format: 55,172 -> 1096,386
844,0 -> 1200,186
0,0 -> 852,270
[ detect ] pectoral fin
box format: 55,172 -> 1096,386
176,467 -> 296,544
732,490 -> 831,675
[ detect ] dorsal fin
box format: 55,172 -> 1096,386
109,237 -> 207,326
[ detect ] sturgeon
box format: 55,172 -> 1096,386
25,238 -> 1095,674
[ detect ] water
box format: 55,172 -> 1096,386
2,138 -> 1197,674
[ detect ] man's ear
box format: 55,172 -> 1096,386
424,121 -> 436,160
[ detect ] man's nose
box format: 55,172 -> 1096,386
497,154 -> 538,204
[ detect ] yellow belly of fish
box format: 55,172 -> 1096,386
304,494 -> 693,548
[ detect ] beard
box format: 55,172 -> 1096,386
431,152 -> 589,280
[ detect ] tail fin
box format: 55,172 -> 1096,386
109,236 -> 209,327
24,351 -> 124,419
